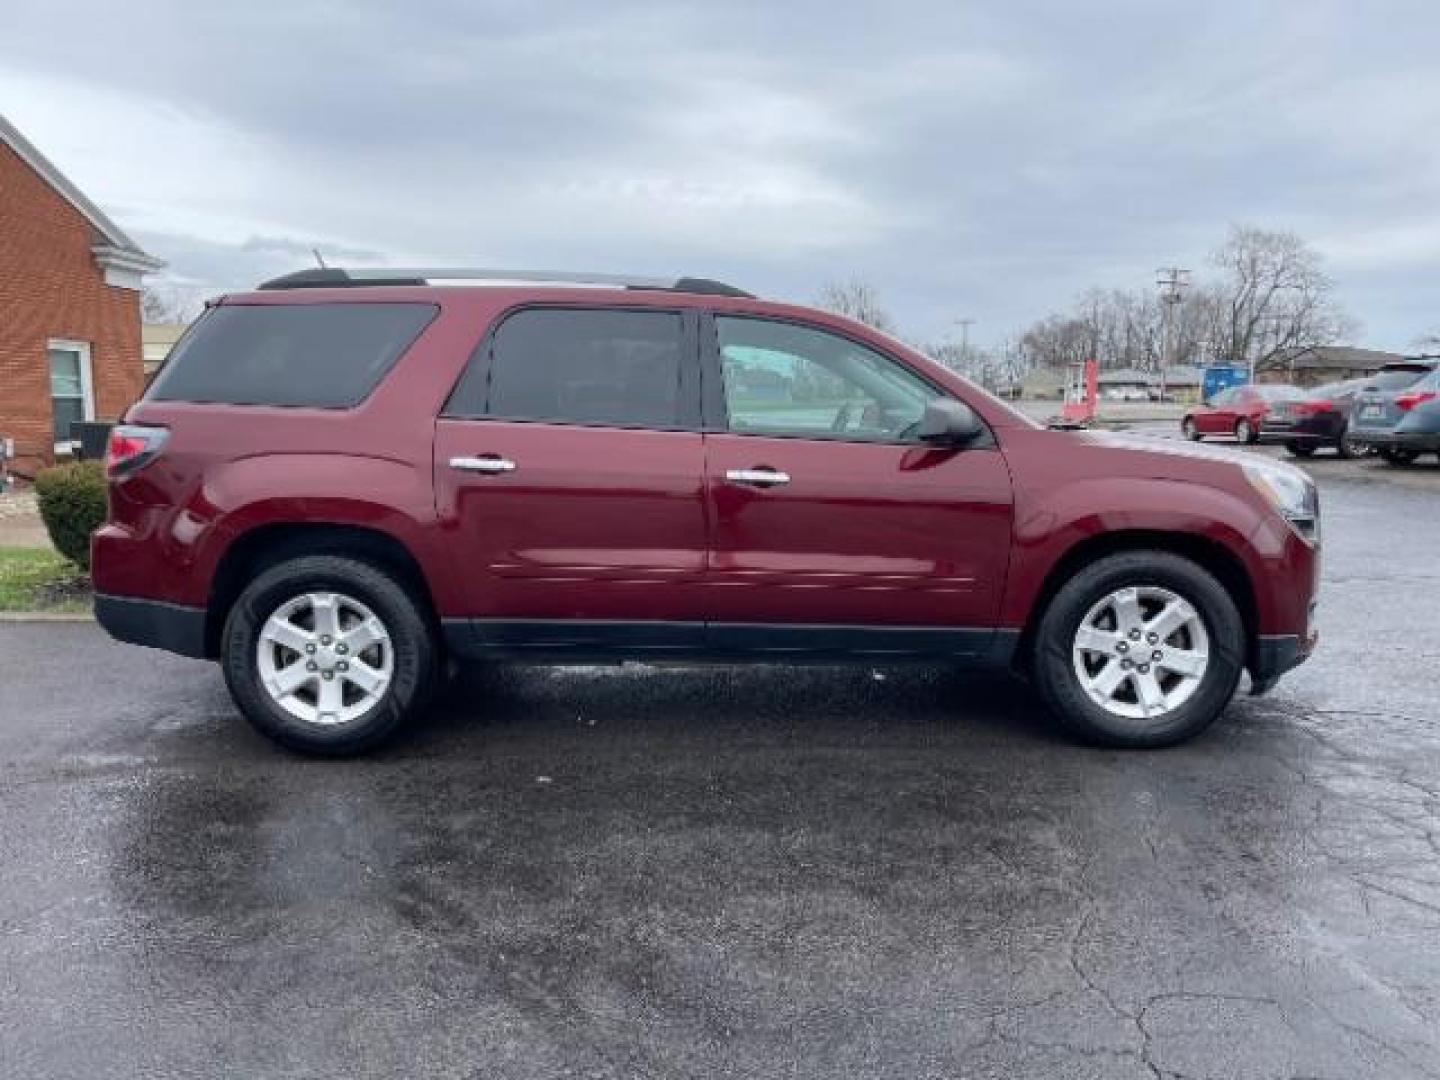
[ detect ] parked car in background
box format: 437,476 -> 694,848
92,267 -> 1320,755
1181,384 -> 1306,444
1264,362 -> 1436,459
1257,381 -> 1355,457
1349,365 -> 1440,465
1104,386 -> 1150,402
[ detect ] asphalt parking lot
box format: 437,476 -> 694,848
2,446 -> 1439,1079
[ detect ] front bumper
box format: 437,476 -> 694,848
1249,631 -> 1316,695
94,593 -> 209,659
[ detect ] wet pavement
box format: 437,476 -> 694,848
2,452 -> 1439,1078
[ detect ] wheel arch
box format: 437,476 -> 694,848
205,522 -> 439,658
1015,529 -> 1258,675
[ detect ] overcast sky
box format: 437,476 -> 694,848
4,1 -> 1439,349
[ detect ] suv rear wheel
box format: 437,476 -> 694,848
1031,551 -> 1244,748
221,555 -> 438,755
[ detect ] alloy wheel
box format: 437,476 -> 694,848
1071,585 -> 1210,721
256,591 -> 394,726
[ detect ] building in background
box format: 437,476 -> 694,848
1158,364 -> 1203,403
1014,367 -> 1066,400
1096,367 -> 1153,400
142,322 -> 188,379
0,113 -> 162,474
1257,345 -> 1406,388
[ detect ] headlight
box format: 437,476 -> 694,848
1243,460 -> 1320,544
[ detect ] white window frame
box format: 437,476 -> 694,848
48,339 -> 95,454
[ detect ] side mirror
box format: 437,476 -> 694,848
917,398 -> 984,445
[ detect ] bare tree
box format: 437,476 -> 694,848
1013,224 -> 1355,377
141,283 -> 203,324
815,279 -> 896,334
1015,289 -> 1166,374
1206,225 -> 1355,371
1017,313 -> 1094,372
921,340 -> 991,387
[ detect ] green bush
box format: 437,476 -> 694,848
35,461 -> 107,571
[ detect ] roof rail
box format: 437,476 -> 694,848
257,267 -> 754,298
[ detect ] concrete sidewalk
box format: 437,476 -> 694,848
0,489 -> 52,548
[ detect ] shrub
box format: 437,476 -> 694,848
35,461 -> 107,571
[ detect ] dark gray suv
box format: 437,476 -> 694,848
1350,365 -> 1440,465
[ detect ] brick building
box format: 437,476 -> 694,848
1,113 -> 162,474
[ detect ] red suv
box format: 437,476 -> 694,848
93,269 -> 1320,754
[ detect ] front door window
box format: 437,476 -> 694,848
716,317 -> 934,442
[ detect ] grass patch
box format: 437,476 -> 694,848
0,547 -> 92,614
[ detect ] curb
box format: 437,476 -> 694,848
0,611 -> 95,623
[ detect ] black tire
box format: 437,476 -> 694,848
1285,441 -> 1315,459
1030,551 -> 1245,748
1379,447 -> 1419,467
1334,427 -> 1358,459
1235,418 -> 1257,444
1181,417 -> 1201,441
221,555 -> 438,755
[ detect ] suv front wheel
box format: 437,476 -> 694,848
1031,551 -> 1244,748
221,555 -> 438,755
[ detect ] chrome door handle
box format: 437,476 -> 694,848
726,467 -> 790,487
450,455 -> 517,474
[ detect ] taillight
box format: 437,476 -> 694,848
1298,399 -> 1333,415
1395,390 -> 1438,412
105,424 -> 169,477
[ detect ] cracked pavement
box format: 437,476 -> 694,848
2,455 -> 1438,1078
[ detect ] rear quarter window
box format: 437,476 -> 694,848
146,303 -> 437,408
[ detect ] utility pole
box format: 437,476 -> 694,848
953,317 -> 976,379
955,318 -> 975,357
1156,267 -> 1190,399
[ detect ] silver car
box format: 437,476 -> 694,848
1350,365 -> 1440,465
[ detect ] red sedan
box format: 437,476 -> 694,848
1182,384 -> 1306,443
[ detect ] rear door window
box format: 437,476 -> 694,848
147,303 -> 436,408
478,308 -> 687,429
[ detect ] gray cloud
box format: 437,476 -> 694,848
4,0 -> 1439,348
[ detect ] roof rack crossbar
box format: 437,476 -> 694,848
258,267 -> 753,298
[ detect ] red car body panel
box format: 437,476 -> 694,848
993,429 -> 1318,634
433,419 -> 709,621
1189,387 -> 1270,435
703,434 -> 1014,627
93,283 -> 1318,684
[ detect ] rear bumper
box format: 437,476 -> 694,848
1249,631 -> 1316,695
1257,429 -> 1329,445
1257,418 -> 1339,444
1350,430 -> 1440,451
94,593 -> 209,659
